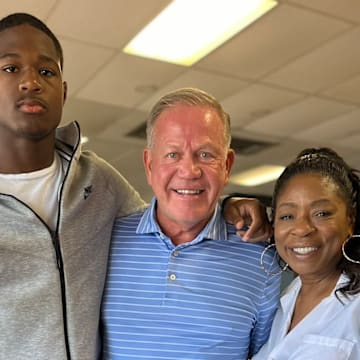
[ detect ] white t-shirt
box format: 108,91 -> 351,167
0,153 -> 66,230
252,274 -> 360,360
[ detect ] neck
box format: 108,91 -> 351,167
287,271 -> 341,332
0,137 -> 56,174
159,222 -> 208,246
156,215 -> 211,246
299,271 -> 341,297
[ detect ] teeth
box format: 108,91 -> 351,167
176,189 -> 201,195
292,247 -> 318,255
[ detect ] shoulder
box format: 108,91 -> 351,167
79,150 -> 120,175
114,210 -> 145,223
222,225 -> 282,285
79,151 -> 146,214
113,211 -> 145,229
111,211 -> 148,245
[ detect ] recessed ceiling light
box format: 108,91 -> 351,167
123,0 -> 278,66
230,165 -> 285,186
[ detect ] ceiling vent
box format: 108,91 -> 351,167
127,122 -> 147,140
231,136 -> 276,155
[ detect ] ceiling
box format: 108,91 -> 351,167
2,0 -> 360,202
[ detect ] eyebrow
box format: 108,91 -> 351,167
0,52 -> 59,66
277,198 -> 332,209
0,52 -> 20,60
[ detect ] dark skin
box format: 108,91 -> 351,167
274,174 -> 354,331
0,24 -> 67,174
223,197 -> 272,241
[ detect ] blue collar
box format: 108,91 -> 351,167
136,197 -> 228,242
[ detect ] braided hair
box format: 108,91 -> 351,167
272,147 -> 360,297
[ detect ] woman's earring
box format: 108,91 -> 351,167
260,243 -> 288,276
342,234 -> 360,264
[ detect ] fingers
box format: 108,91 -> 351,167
222,198 -> 242,225
233,214 -> 272,242
222,196 -> 273,242
239,222 -> 273,242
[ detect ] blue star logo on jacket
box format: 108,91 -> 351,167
83,185 -> 92,200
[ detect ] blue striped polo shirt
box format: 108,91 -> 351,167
102,199 -> 281,359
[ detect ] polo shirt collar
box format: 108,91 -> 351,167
136,197 -> 227,241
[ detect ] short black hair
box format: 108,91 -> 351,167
0,12 -> 64,70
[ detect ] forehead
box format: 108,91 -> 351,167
0,24 -> 59,63
156,105 -> 222,129
279,173 -> 343,201
161,103 -> 213,115
154,105 -> 225,143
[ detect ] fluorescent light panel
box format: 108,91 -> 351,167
123,0 -> 278,66
230,165 -> 285,186
81,136 -> 89,144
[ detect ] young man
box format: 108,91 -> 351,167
102,88 -> 281,360
0,13 -> 271,360
0,12 -> 146,360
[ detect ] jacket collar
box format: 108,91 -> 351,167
55,121 -> 82,161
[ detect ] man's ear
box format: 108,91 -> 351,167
225,149 -> 235,182
63,81 -> 68,104
143,148 -> 153,186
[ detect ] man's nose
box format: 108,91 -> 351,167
178,156 -> 202,179
19,70 -> 42,93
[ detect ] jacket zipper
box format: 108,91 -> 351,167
53,122 -> 81,360
51,230 -> 72,360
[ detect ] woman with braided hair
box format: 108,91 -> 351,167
253,147 -> 360,360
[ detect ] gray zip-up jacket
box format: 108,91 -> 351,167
0,121 -> 146,360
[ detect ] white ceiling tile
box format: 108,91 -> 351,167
264,27 -> 360,93
293,109 -> 360,141
335,133 -> 360,150
84,137 -> 143,165
47,0 -> 170,48
222,84 -> 304,128
244,97 -> 355,137
76,52 -> 184,107
98,109 -> 148,141
345,152 -> 360,170
198,3 -> 349,79
138,69 -> 249,112
61,39 -> 115,96
289,0 -> 360,23
0,1 -> 56,19
322,74 -> 360,104
61,98 -> 130,135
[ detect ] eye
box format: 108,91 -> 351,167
166,152 -> 177,159
278,214 -> 293,221
314,210 -> 331,218
199,151 -> 212,159
2,65 -> 18,73
39,68 -> 56,77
